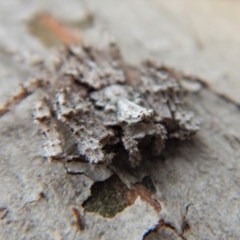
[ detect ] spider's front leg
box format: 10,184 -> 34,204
55,91 -> 105,164
152,123 -> 167,156
34,99 -> 64,162
122,135 -> 141,168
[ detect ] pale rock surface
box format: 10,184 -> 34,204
0,1 -> 240,239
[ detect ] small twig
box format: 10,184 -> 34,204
40,12 -> 82,45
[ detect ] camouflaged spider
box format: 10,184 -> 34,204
33,42 -> 199,167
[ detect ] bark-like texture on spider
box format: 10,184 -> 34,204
33,42 -> 199,167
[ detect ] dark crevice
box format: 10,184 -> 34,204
143,219 -> 188,240
141,176 -> 156,194
63,162 -> 90,178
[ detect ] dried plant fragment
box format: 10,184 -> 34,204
72,207 -> 84,231
33,42 -> 199,167
0,78 -> 44,117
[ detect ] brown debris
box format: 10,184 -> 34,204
0,207 -> 8,220
0,103 -> 9,116
40,13 -> 82,45
0,78 -> 45,117
72,207 -> 84,231
128,184 -> 161,213
144,219 -> 187,240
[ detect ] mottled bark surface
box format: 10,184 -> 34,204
1,1 -> 240,239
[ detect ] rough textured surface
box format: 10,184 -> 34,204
33,44 -> 198,167
1,0 -> 240,239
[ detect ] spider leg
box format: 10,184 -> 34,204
122,135 -> 141,167
152,124 -> 167,156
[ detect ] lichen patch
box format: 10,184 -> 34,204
82,175 -> 161,217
